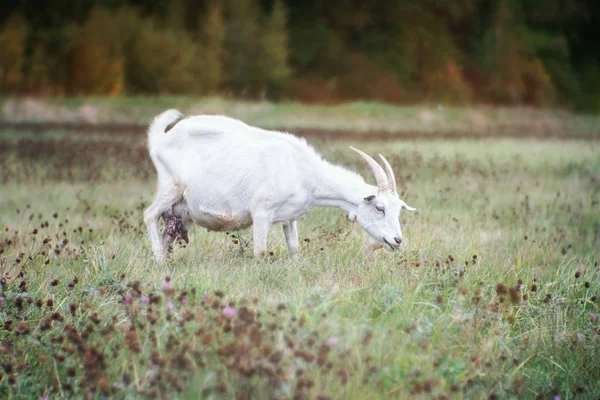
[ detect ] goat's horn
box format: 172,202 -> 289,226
350,147 -> 389,191
378,154 -> 397,193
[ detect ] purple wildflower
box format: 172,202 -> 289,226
326,337 -> 339,346
223,306 -> 237,319
166,300 -> 174,311
124,295 -> 133,304
590,313 -> 597,322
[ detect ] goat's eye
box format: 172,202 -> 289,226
375,205 -> 385,214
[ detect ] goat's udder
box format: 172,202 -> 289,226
163,213 -> 189,243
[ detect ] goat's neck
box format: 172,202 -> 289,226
311,161 -> 376,214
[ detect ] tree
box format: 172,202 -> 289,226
70,7 -> 125,95
166,0 -> 188,31
0,0 -> 597,107
127,17 -> 205,94
0,13 -> 28,93
258,0 -> 291,98
477,0 -> 555,104
223,0 -> 261,96
25,42 -> 52,94
197,0 -> 225,93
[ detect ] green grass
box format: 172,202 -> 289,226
2,96 -> 600,137
0,127 -> 599,399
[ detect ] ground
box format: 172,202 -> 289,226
0,99 -> 599,399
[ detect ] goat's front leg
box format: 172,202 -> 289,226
283,221 -> 299,257
252,214 -> 271,259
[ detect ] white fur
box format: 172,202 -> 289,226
144,109 -> 416,262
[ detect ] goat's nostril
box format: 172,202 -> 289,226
394,237 -> 402,244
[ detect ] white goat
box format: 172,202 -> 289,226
144,109 -> 416,262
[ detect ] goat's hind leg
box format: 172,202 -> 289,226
144,185 -> 183,263
283,221 -> 299,258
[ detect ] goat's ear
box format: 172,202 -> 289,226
364,195 -> 376,203
348,211 -> 357,221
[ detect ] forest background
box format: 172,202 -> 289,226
1,0 -> 599,111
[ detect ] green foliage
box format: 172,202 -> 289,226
397,4 -> 471,103
110,6 -> 210,95
289,20 -> 344,74
128,21 -> 204,94
24,42 -> 52,94
0,0 -> 599,108
223,0 -> 262,96
0,13 -> 28,93
166,0 -> 188,32
578,62 -> 600,111
196,0 -> 225,93
476,0 -> 556,105
70,6 -> 125,95
257,0 -> 291,99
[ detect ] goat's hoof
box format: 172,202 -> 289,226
154,253 -> 167,264
254,249 -> 267,260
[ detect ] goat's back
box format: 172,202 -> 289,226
148,112 -> 321,210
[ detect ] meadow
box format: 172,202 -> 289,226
0,100 -> 599,399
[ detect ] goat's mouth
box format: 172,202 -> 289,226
382,238 -> 397,252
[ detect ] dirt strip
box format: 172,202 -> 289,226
0,121 -> 597,141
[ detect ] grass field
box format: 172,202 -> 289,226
2,97 -> 600,138
0,103 -> 599,399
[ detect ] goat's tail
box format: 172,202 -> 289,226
147,109 -> 184,150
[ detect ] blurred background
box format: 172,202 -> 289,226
1,0 -> 599,111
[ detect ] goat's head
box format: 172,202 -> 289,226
349,147 -> 416,253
